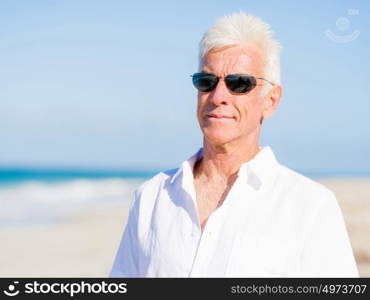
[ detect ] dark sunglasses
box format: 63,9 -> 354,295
191,72 -> 274,94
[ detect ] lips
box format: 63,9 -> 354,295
206,113 -> 234,119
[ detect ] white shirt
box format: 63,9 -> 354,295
110,146 -> 358,277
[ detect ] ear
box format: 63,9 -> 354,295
262,85 -> 282,120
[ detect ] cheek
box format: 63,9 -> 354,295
237,98 -> 263,124
197,96 -> 207,120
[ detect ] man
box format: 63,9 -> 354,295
110,13 -> 358,277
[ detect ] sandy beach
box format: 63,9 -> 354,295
0,178 -> 369,277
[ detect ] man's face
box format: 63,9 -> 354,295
197,44 -> 273,146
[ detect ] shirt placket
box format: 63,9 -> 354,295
188,173 -> 257,277
188,203 -> 227,277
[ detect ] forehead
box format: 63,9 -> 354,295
201,44 -> 264,76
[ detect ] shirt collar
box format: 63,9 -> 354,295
238,146 -> 279,190
170,146 -> 278,192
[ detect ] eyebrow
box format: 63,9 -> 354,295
200,69 -> 214,74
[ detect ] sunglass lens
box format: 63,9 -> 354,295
192,73 -> 218,92
225,75 -> 257,93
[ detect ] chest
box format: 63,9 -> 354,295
193,178 -> 233,230
142,184 -> 302,277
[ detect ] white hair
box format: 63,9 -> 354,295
199,12 -> 282,94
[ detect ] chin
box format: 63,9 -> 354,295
202,127 -> 238,146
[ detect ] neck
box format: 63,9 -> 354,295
194,133 -> 261,181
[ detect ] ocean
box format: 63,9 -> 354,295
1,167 -> 369,228
0,168 -> 157,228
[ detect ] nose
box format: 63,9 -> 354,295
208,78 -> 232,106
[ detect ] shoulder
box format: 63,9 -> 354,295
277,163 -> 334,195
274,163 -> 337,207
135,167 -> 179,197
130,167 -> 179,210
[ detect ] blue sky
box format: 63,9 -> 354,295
0,0 -> 369,173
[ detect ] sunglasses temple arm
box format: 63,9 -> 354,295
256,77 -> 275,86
